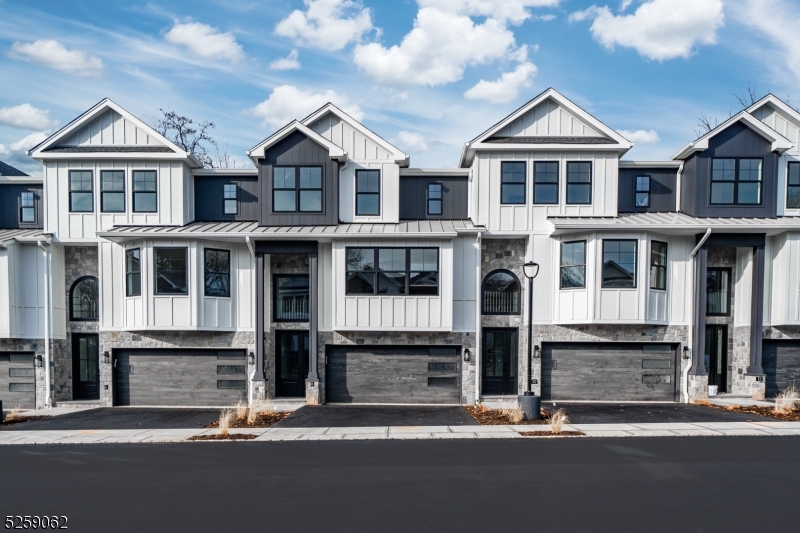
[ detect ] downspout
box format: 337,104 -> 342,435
683,228 -> 712,403
245,236 -> 256,408
474,231 -> 482,404
676,162 -> 684,212
37,239 -> 52,409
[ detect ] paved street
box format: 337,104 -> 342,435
1,437 -> 798,533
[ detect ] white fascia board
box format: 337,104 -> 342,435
470,142 -> 630,152
33,152 -> 190,161
247,120 -> 347,166
619,160 -> 682,168
0,176 -> 43,183
192,168 -> 257,176
747,94 -> 800,128
400,167 -> 470,176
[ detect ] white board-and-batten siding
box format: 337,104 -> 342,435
494,98 -> 605,138
339,162 -> 400,223
308,113 -> 393,161
61,110 -> 165,147
766,232 -> 800,326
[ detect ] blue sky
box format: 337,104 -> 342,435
1,0 -> 798,174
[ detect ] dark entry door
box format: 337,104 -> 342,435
705,325 -> 728,392
482,329 -> 517,395
276,331 -> 309,397
72,334 -> 99,400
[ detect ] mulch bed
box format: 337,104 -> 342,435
519,431 -> 584,437
204,411 -> 291,429
466,405 -> 550,425
699,402 -> 800,422
1,415 -> 51,428
188,433 -> 258,441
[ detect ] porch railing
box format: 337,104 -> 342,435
483,291 -> 519,314
276,296 -> 309,320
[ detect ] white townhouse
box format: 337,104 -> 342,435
2,88 -> 800,409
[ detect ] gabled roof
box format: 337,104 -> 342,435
747,93 -> 800,128
246,120 -> 347,166
671,110 -> 793,160
0,160 -> 29,176
460,88 -> 633,167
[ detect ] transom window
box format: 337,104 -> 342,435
566,162 -> 592,204
19,192 -> 35,223
482,270 -> 520,315
356,169 -> 380,216
533,161 -> 558,204
427,183 -> 443,215
125,248 -> 141,297
636,176 -> 650,207
707,268 -> 731,316
70,276 -> 98,321
204,249 -> 230,297
223,184 -> 237,215
154,247 -> 188,295
69,170 -> 93,212
133,170 -> 157,212
711,158 -> 762,205
650,241 -> 667,290
602,239 -> 637,288
346,247 -> 439,296
560,241 -> 586,289
274,166 -> 322,213
101,170 -> 125,212
787,162 -> 800,209
501,161 -> 526,204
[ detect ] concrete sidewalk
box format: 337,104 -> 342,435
2,420 -> 800,444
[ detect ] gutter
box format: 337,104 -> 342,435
245,237 -> 256,408
474,231 -> 482,404
691,228 -> 712,257
683,228 -> 711,403
37,237 -> 53,409
676,162 -> 684,212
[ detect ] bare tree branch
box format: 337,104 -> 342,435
155,109 -> 217,168
733,82 -> 760,109
694,113 -> 721,137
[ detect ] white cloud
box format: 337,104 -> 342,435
165,21 -> 244,62
245,85 -> 364,130
274,0 -> 374,51
731,0 -> 800,84
570,0 -> 724,61
619,129 -> 660,144
417,0 -> 560,24
0,104 -> 58,130
619,0 -> 634,10
270,49 -> 301,70
0,144 -> 9,155
8,39 -> 103,77
393,131 -> 428,152
9,131 -> 49,153
532,14 -> 557,21
464,62 -> 538,104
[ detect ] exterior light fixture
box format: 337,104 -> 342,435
683,346 -> 691,360
36,355 -> 43,368
519,260 -> 541,420
523,261 -> 540,280
102,351 -> 110,364
533,345 -> 541,359
248,351 -> 255,365
463,348 -> 471,363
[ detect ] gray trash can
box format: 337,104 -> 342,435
518,393 -> 541,420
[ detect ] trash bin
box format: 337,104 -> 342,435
518,393 -> 541,420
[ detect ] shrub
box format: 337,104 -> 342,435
218,409 -> 234,436
550,408 -> 570,434
775,383 -> 799,414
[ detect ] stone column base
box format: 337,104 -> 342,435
688,374 -> 709,402
306,380 -> 322,405
744,375 -> 766,400
250,380 -> 266,403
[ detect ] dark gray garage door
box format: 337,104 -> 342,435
114,349 -> 247,406
541,343 -> 679,402
326,345 -> 461,404
1,353 -> 36,410
762,340 -> 800,398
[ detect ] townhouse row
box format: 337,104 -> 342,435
2,88 -> 800,409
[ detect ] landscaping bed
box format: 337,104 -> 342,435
204,411 -> 291,429
188,433 -> 258,441
701,402 -> 800,422
519,431 -> 584,437
1,415 -> 51,428
466,405 -> 550,425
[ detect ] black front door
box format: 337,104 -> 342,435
72,334 -> 100,400
276,331 -> 309,397
482,329 -> 518,396
704,325 -> 728,392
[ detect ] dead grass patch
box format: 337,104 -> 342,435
695,399 -> 800,421
0,415 -> 51,428
188,433 -> 257,441
519,431 -> 584,437
466,405 -> 549,425
205,411 -> 291,429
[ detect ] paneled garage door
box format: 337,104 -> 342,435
326,345 -> 461,404
762,340 -> 800,398
114,349 -> 247,406
541,343 -> 679,402
1,352 -> 36,409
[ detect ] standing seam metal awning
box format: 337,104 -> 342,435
548,212 -> 800,235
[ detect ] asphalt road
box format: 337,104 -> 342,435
1,437 -> 798,533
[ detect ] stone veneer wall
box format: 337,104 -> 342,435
706,247 -> 739,394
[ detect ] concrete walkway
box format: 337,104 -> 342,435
2,420 -> 800,444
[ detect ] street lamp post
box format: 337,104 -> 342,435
519,261 -> 540,420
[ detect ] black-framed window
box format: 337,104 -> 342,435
101,170 -> 125,212
69,170 -> 93,212
133,170 -> 157,212
274,275 -> 310,321
501,161 -> 526,204
566,161 -> 592,204
533,161 -> 558,204
787,162 -> 800,209
635,176 -> 650,207
482,270 -> 520,315
427,182 -> 443,215
223,184 -> 237,215
70,276 -> 98,321
710,158 -> 762,205
650,241 -> 667,291
125,248 -> 141,297
346,247 -> 439,296
154,247 -> 188,295
273,166 -> 322,213
560,241 -> 586,289
19,191 -> 35,223
356,169 -> 380,215
707,268 -> 731,316
204,249 -> 230,297
602,239 -> 637,288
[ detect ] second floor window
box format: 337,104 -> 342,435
274,166 -> 323,213
567,162 -> 592,204
482,270 -> 520,314
707,268 -> 731,316
274,275 -> 309,321
560,241 -> 586,289
602,239 -> 637,288
101,170 -> 125,212
125,248 -> 141,297
533,161 -> 558,204
501,161 -> 526,204
19,192 -> 35,223
223,184 -> 237,214
427,183 -> 443,215
346,247 -> 439,296
133,170 -> 157,212
356,169 -> 380,215
70,276 -> 98,321
204,249 -> 230,297
788,162 -> 800,209
69,170 -> 93,212
154,247 -> 187,295
636,176 -> 650,207
711,158 -> 762,205
650,241 -> 667,290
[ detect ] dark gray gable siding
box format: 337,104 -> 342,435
618,168 -> 677,213
681,121 -> 778,218
195,175 -> 259,222
259,130 -> 338,226
399,176 -> 469,220
0,184 -> 43,229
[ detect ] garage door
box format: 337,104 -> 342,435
762,340 -> 800,398
114,349 -> 247,406
326,345 -> 461,404
1,353 -> 36,409
541,343 -> 678,402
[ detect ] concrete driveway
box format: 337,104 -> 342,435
0,407 -> 221,431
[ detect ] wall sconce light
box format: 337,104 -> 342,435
463,348 -> 472,364
533,345 -> 541,359
36,355 -> 43,368
248,351 -> 255,365
682,346 -> 691,360
102,351 -> 110,365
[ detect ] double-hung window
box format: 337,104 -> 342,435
346,247 -> 439,296
154,248 -> 188,295
635,176 -> 650,207
533,161 -> 558,204
69,170 -> 93,212
560,241 -> 586,289
356,169 -> 380,215
204,249 -> 230,297
273,166 -> 322,212
602,239 -> 637,288
101,170 -> 125,212
427,183 -> 443,215
223,184 -> 237,215
133,170 -> 157,212
566,162 -> 592,204
787,162 -> 800,209
710,158 -> 762,205
125,248 -> 141,297
500,162 -> 526,204
19,192 -> 35,223
650,241 -> 667,290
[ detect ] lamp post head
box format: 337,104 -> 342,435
523,261 -> 540,280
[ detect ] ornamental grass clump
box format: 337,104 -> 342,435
218,409 -> 235,436
234,400 -> 248,420
501,404 -> 525,424
549,408 -> 570,434
775,383 -> 799,414
5,405 -> 22,422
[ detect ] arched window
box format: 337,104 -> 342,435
70,276 -> 99,321
482,270 -> 521,315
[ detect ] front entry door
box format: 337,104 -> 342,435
704,325 -> 728,392
276,331 -> 309,397
482,329 -> 518,396
72,334 -> 100,400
